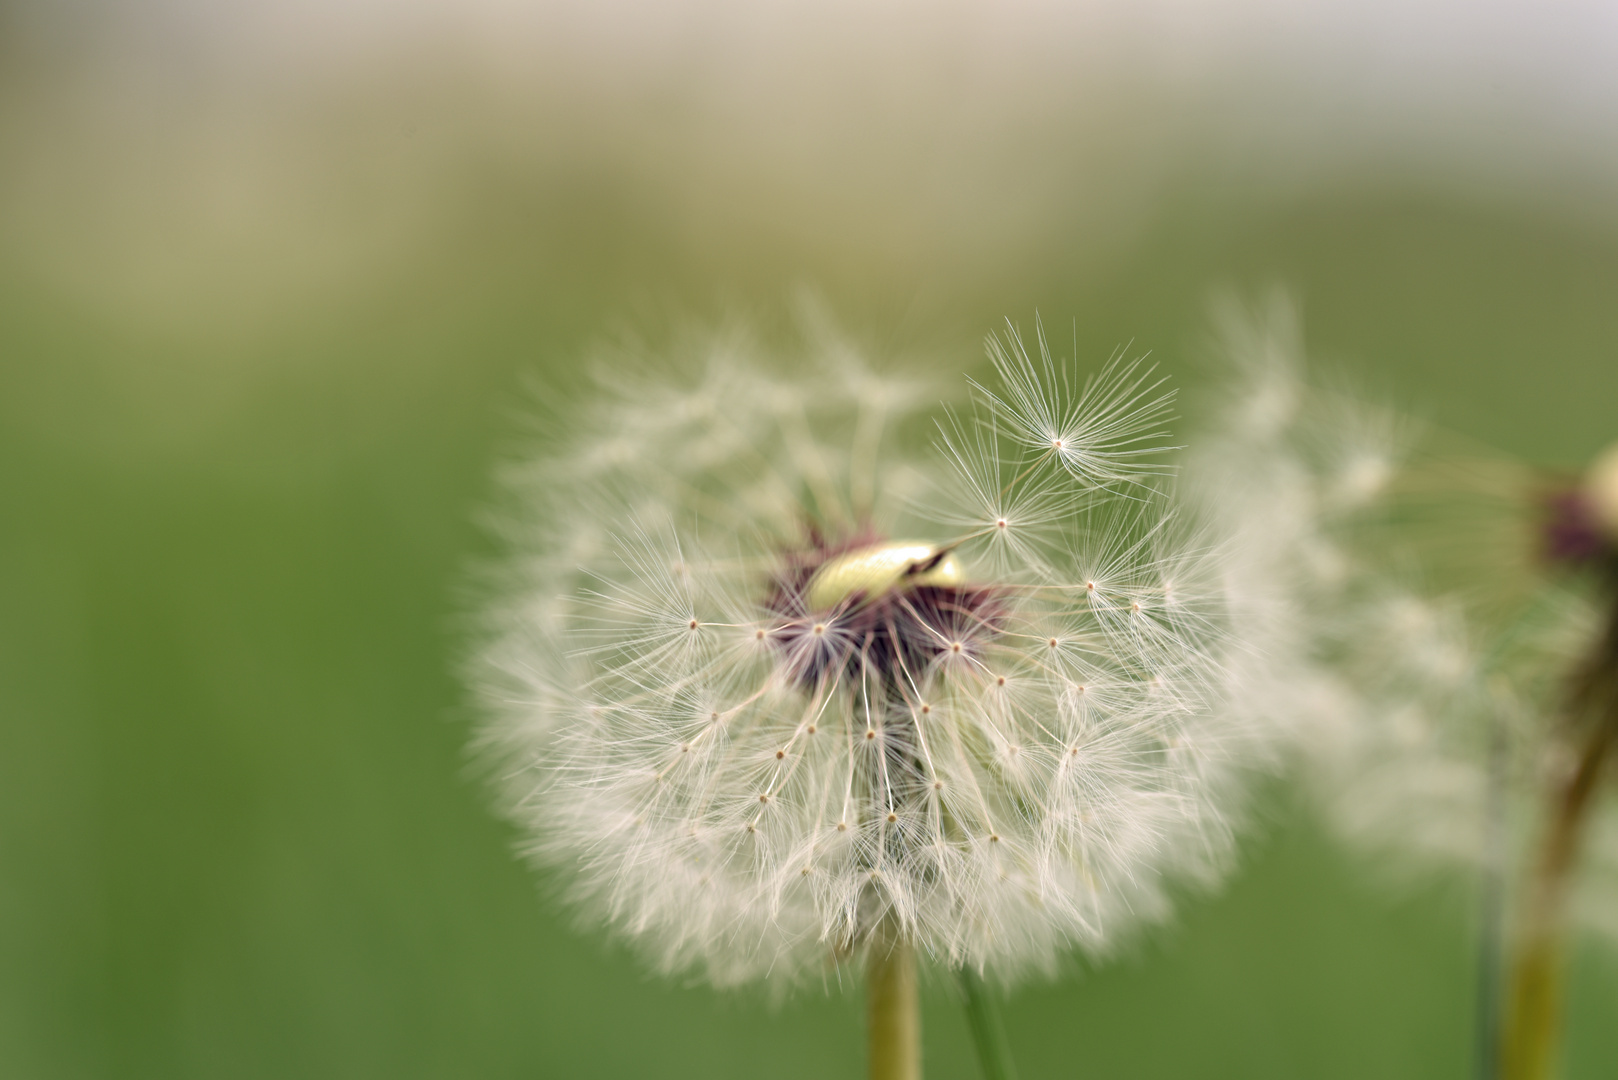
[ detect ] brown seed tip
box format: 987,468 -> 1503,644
886,813 -> 898,823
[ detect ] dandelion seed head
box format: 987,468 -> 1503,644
472,314 -> 1255,987
1189,295 -> 1507,872
1190,293 -> 1618,945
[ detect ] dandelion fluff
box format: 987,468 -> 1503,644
473,316 -> 1254,988
1187,293 -> 1618,954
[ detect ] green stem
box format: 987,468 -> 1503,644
869,939 -> 920,1080
1474,686 -> 1508,1080
1502,589 -> 1618,1080
957,968 -> 1019,1080
1501,717 -> 1614,1080
1476,586 -> 1581,1080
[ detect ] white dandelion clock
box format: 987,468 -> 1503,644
472,316 -> 1258,1077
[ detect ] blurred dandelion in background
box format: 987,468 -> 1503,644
471,310 -> 1261,1077
1189,293 -> 1618,1080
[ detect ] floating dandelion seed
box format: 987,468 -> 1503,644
1189,293 -> 1618,1080
472,314 -> 1256,1076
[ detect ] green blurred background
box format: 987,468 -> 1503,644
4,3 -> 1618,1077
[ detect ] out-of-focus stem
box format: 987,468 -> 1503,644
957,967 -> 1019,1080
1501,596 -> 1618,1080
1501,720 -> 1613,1079
869,938 -> 920,1080
1475,685 -> 1509,1080
1475,591 -> 1569,1080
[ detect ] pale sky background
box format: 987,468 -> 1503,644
4,0 -> 1616,347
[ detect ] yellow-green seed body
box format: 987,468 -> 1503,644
804,542 -> 965,613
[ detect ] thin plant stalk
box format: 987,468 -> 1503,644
869,938 -> 920,1080
1475,594 -> 1563,1080
1475,687 -> 1508,1080
1502,596 -> 1618,1080
957,968 -> 1019,1080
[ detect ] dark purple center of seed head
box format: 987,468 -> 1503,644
1542,487 -> 1616,567
763,534 -> 1007,693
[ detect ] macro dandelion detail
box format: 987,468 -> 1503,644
1188,294 -> 1618,1080
472,315 -> 1254,1076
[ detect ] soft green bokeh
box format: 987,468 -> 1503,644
4,20 -> 1618,1078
